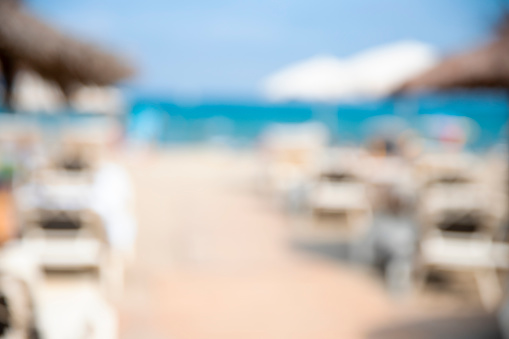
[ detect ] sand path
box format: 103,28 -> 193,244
118,149 -> 400,339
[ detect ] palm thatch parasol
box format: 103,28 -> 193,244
395,18 -> 509,94
0,0 -> 134,110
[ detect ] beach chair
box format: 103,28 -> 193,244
309,167 -> 372,239
0,274 -> 38,339
0,239 -> 118,339
14,172 -> 107,271
16,165 -> 135,299
44,138 -> 100,179
417,160 -> 509,309
0,243 -> 43,339
21,209 -> 106,272
259,122 -> 329,210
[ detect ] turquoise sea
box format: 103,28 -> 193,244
128,92 -> 509,150
0,92 -> 506,151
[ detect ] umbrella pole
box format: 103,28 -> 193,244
0,54 -> 16,113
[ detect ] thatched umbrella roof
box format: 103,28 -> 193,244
0,0 -> 133,110
395,19 -> 509,94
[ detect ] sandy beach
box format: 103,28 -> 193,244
115,148 -> 412,339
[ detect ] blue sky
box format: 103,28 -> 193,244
27,0 -> 506,100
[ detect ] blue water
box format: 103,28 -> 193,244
128,92 -> 509,150
0,92 -> 506,151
